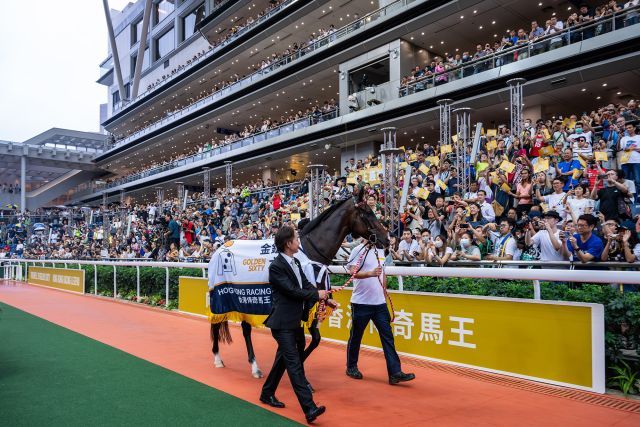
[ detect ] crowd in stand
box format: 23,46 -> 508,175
142,0 -> 290,95
115,1 -> 346,141
106,99 -> 338,187
1,184 -> 21,194
3,99 -> 640,269
400,2 -> 639,94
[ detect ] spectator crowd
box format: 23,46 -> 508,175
399,2 -> 640,94
3,96 -> 640,269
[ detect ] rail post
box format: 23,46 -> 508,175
165,267 -> 170,308
113,265 -> 117,298
533,280 -> 541,300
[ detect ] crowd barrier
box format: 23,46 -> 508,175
4,258 -> 630,393
3,258 -> 640,305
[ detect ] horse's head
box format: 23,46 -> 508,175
350,190 -> 390,249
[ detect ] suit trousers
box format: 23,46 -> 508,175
261,327 -> 314,413
347,303 -> 402,376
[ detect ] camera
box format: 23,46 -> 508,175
515,217 -> 530,229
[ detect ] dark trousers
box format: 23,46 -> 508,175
347,303 -> 401,376
261,328 -> 314,413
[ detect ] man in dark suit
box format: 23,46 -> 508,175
260,225 -> 329,423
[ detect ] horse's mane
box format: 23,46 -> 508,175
300,197 -> 351,236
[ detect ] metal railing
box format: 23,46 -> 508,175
400,5 -> 640,97
109,0 -> 418,147
112,0 -> 299,113
3,259 -> 639,307
105,108 -> 338,189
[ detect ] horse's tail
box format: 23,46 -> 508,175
210,321 -> 233,345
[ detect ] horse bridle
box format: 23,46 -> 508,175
354,199 -> 384,247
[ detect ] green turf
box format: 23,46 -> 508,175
0,302 -> 300,426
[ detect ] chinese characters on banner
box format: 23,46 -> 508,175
326,304 -> 476,349
319,289 -> 601,392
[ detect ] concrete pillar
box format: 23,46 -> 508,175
131,0 -> 152,98
102,0 -> 127,103
523,104 -> 542,124
20,156 -> 26,213
262,168 -> 275,183
340,141 -> 378,175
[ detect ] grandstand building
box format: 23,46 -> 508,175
0,128 -> 107,212
71,0 -> 638,207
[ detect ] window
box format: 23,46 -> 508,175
181,3 -> 205,41
130,48 -> 150,76
155,27 -> 175,61
348,58 -> 390,95
124,83 -> 131,100
112,90 -> 120,106
131,19 -> 143,45
154,0 -> 175,26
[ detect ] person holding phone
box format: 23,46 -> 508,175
525,210 -> 563,261
453,230 -> 482,261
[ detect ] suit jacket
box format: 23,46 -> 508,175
264,253 -> 319,330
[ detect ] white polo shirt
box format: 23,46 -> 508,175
347,244 -> 385,305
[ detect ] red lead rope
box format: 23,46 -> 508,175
317,244 -> 395,323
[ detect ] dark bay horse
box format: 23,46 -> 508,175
210,191 -> 390,378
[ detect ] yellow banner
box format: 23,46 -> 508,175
320,290 -> 603,392
28,266 -> 85,294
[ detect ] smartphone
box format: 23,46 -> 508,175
459,223 -> 470,229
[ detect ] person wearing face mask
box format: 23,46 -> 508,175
567,121 -> 593,145
453,230 -> 481,261
426,234 -> 453,265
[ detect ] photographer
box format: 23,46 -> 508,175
525,210 -> 563,262
483,219 -> 518,261
164,213 -> 181,249
601,222 -> 639,263
589,169 -> 630,221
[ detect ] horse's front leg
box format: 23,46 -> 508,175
241,321 -> 262,378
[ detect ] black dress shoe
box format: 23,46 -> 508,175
306,383 -> 315,393
305,405 -> 326,423
259,395 -> 285,408
389,372 -> 416,385
345,367 -> 363,380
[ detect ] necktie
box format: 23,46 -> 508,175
290,259 -> 302,289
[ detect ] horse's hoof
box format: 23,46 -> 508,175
252,369 -> 263,379
214,355 -> 225,368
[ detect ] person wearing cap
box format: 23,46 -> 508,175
525,210 -> 563,262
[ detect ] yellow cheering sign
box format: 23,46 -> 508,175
320,290 -> 604,392
28,266 -> 85,294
